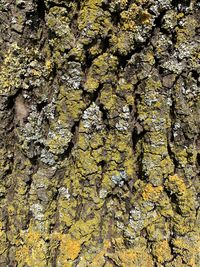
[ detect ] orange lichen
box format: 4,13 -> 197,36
113,248 -> 154,267
142,183 -> 163,201
52,233 -> 81,263
60,235 -> 81,260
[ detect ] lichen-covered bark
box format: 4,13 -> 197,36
0,0 -> 199,266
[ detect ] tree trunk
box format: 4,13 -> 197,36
0,0 -> 199,266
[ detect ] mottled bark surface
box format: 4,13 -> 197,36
0,0 -> 200,266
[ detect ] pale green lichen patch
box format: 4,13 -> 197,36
45,121 -> 72,155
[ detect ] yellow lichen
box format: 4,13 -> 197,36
152,240 -> 173,263
165,174 -> 187,195
84,53 -> 118,92
100,86 -> 118,111
90,239 -> 111,267
15,230 -> 47,267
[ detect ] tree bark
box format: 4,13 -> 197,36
0,0 -> 199,266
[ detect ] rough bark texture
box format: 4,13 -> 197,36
0,0 -> 200,266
